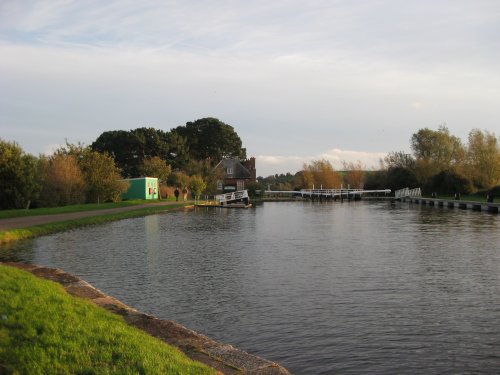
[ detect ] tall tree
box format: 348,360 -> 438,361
342,161 -> 365,189
168,171 -> 191,189
189,175 -> 207,200
164,131 -> 190,170
91,130 -> 140,177
131,127 -> 169,160
38,154 -> 86,207
383,151 -> 416,170
0,139 -> 41,209
92,127 -> 188,176
302,159 -> 342,189
60,143 -> 128,203
410,125 -> 465,181
79,150 -> 129,203
466,129 -> 500,189
385,167 -> 418,192
172,118 -> 246,162
141,156 -> 172,183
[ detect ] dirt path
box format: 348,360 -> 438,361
0,201 -> 190,231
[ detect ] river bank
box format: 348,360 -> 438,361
0,203 -> 293,374
0,201 -> 191,244
0,263 -> 217,374
1,262 -> 291,374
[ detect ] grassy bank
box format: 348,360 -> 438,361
0,203 -> 189,244
433,195 -> 491,202
0,199 -> 180,220
0,264 -> 216,374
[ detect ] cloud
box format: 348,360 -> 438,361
1,1 -> 499,170
411,101 -> 423,110
256,148 -> 386,177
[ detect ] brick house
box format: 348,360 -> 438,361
214,157 -> 256,192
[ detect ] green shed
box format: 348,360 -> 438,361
121,177 -> 159,200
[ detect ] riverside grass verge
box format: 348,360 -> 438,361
435,194 -> 491,202
0,264 -> 216,375
0,199 -> 180,220
0,202 -> 190,244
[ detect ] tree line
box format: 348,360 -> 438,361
369,126 -> 500,196
256,160 -> 365,192
0,118 -> 245,209
258,126 -> 500,197
2,121 -> 498,209
91,117 -> 245,177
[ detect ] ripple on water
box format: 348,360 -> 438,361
2,202 -> 500,374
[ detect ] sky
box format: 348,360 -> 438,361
1,0 -> 499,177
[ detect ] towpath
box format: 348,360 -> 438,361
0,201 -> 189,231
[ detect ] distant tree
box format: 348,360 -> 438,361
92,127 -> 190,176
60,142 -> 128,203
183,158 -> 227,196
302,159 -> 342,189
425,170 -> 473,196
291,171 -> 306,191
38,154 -> 86,207
184,158 -> 212,178
0,139 -> 41,209
342,160 -> 365,189
141,156 -> 172,183
411,125 -> 465,181
363,170 -> 388,190
168,171 -> 190,189
164,131 -> 190,170
79,150 -> 129,203
383,151 -> 416,170
172,118 -> 246,162
131,127 -> 169,160
206,167 -> 224,197
466,129 -> 500,190
91,130 -> 141,177
189,175 -> 207,200
246,181 -> 265,198
385,167 -> 419,192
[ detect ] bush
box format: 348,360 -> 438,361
363,170 -> 388,190
425,170 -> 473,196
246,181 -> 263,198
0,139 -> 41,209
386,167 -> 418,191
487,185 -> 500,198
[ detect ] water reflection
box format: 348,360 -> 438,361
1,202 -> 499,374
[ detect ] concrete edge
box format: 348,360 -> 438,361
1,262 -> 292,375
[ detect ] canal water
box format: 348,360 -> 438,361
2,201 -> 500,374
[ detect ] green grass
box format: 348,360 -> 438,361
432,195 -> 490,202
0,204 -> 189,244
0,264 -> 216,375
0,199 -> 179,220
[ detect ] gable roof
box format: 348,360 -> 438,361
214,158 -> 252,179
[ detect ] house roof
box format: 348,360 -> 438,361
214,158 -> 252,179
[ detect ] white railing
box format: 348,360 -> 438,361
300,188 -> 364,197
299,188 -> 390,197
216,190 -> 249,204
395,187 -> 421,198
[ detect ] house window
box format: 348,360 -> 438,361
217,181 -> 223,190
237,180 -> 244,191
226,167 -> 233,175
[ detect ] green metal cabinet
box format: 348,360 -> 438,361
121,177 -> 159,200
